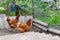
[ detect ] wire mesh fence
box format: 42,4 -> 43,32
0,0 -> 60,30
33,0 -> 60,30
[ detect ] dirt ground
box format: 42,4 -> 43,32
0,28 -> 60,40
0,31 -> 60,40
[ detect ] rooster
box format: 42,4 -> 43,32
16,19 -> 32,33
7,15 -> 20,29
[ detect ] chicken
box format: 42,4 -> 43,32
17,19 -> 32,33
7,15 -> 32,33
7,15 -> 20,29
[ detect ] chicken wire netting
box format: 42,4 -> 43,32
0,0 -> 33,16
0,0 -> 60,30
33,0 -> 60,30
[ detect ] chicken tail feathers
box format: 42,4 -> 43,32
15,14 -> 20,20
26,19 -> 32,26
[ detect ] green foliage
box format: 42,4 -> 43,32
5,0 -> 32,16
0,10 -> 4,13
35,17 -> 49,23
19,1 -> 29,7
48,11 -> 60,25
6,0 -> 10,4
6,12 -> 15,16
34,0 -> 49,15
34,0 -> 60,25
0,1 -> 6,7
17,0 -> 32,16
54,0 -> 57,4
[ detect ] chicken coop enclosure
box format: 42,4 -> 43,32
33,0 -> 60,31
0,0 -> 60,39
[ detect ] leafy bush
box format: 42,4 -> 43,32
34,0 -> 60,26
6,12 -> 15,16
0,10 -> 3,13
48,11 -> 60,25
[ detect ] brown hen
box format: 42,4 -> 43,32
7,15 -> 20,29
17,19 -> 32,33
7,15 -> 32,33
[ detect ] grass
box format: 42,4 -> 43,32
35,17 -> 49,23
6,12 -> 15,16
